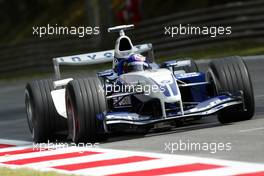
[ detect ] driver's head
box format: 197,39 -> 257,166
123,54 -> 148,73
128,54 -> 146,62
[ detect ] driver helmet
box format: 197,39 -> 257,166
122,54 -> 148,73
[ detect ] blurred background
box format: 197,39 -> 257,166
0,0 -> 264,79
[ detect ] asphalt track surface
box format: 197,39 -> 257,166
0,57 -> 263,164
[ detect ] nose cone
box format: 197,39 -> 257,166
120,69 -> 182,103
148,69 -> 181,103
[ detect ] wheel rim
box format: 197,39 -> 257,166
73,113 -> 80,142
25,90 -> 33,135
67,94 -> 79,142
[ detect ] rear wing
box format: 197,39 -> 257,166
53,43 -> 153,80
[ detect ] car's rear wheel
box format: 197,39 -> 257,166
208,56 -> 254,123
161,59 -> 198,73
25,79 -> 67,143
66,78 -> 108,143
180,59 -> 199,73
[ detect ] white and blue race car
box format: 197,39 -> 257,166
25,25 -> 254,143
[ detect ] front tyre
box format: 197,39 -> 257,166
208,56 -> 255,123
66,78 -> 108,143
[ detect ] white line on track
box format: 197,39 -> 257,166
0,139 -> 31,146
239,127 -> 264,132
255,94 -> 264,98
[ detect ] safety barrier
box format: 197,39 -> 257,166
0,0 -> 263,76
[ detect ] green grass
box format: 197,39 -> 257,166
0,62 -> 113,81
159,41 -> 264,62
0,167 -> 75,176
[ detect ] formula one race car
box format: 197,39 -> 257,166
25,24 -> 255,143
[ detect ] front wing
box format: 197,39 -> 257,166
104,95 -> 243,126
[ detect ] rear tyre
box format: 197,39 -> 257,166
208,56 -> 254,123
66,78 -> 108,143
178,59 -> 199,73
161,59 -> 198,73
25,79 -> 67,143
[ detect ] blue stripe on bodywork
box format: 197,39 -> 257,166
169,75 -> 178,96
150,78 -> 171,97
160,85 -> 170,97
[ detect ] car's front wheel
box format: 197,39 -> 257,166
66,78 -> 108,143
208,56 -> 255,123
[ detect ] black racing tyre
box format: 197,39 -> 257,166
177,59 -> 199,73
25,79 -> 67,143
185,59 -> 199,73
66,78 -> 108,143
161,59 -> 198,73
208,56 -> 254,123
